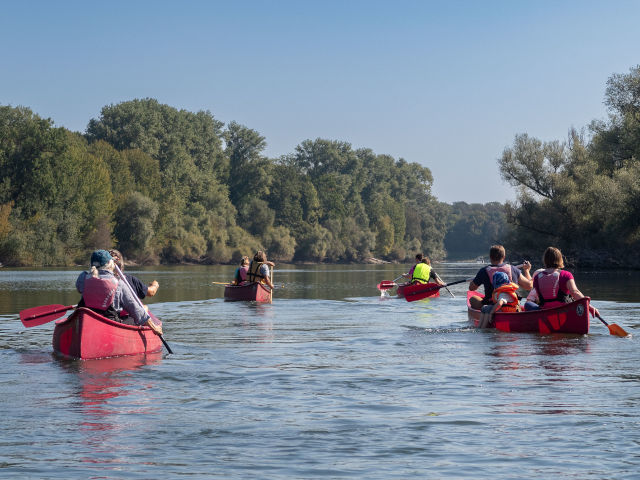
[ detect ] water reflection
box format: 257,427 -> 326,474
55,353 -> 162,462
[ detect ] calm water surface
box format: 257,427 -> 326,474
1,263 -> 639,479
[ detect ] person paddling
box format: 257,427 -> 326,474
232,256 -> 250,285
247,250 -> 275,289
524,246 -> 600,317
468,244 -> 532,311
410,255 -> 445,287
75,249 -> 162,335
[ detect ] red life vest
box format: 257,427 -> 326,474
491,283 -> 521,312
83,276 -> 118,311
534,270 -> 570,308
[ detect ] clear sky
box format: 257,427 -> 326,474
2,0 -> 639,203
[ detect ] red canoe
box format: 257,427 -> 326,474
224,282 -> 272,303
52,307 -> 163,360
466,291 -> 590,334
397,282 -> 441,300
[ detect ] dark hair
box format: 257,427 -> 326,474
108,249 -> 124,270
415,253 -> 423,261
421,256 -> 431,265
543,246 -> 564,269
254,250 -> 267,263
489,245 -> 506,262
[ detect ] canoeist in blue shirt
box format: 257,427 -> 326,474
468,244 -> 532,311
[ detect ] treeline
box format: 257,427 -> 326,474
0,99 -> 505,266
500,65 -> 640,268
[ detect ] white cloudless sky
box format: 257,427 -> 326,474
2,0 -> 639,203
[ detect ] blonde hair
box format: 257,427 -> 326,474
240,256 -> 250,266
543,246 -> 564,269
90,260 -> 114,277
254,250 -> 267,263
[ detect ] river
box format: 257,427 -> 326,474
1,263 -> 638,479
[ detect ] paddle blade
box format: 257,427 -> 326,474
20,304 -> 75,328
607,323 -> 630,337
377,281 -> 397,290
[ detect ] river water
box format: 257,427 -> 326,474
1,263 -> 639,479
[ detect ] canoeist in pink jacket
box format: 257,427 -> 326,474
76,249 -> 163,335
524,246 -> 599,317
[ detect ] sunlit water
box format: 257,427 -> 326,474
1,263 -> 639,479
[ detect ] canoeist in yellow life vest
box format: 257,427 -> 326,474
246,250 -> 275,289
410,256 -> 445,287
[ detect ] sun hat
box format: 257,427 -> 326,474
90,249 -> 113,267
492,271 -> 509,288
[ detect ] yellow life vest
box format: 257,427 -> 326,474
491,283 -> 521,312
412,263 -> 432,284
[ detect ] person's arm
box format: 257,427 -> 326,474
489,298 -> 506,315
147,280 -> 159,296
566,278 -> 600,317
431,270 -> 445,286
517,261 -> 533,290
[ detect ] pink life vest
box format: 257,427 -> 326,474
83,276 -> 118,311
534,270 -> 570,308
485,264 -> 513,286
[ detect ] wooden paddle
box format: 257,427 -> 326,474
405,278 -> 473,302
20,304 -> 76,328
114,264 -> 173,354
595,312 -> 630,337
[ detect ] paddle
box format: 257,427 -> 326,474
595,312 -> 630,337
405,278 -> 473,302
434,272 -> 454,298
20,304 -> 76,328
114,264 -> 173,354
377,275 -> 404,291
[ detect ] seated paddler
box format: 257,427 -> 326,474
75,249 -> 163,335
481,271 -> 522,314
246,250 -> 275,289
411,256 -> 445,286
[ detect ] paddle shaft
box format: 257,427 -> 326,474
405,278 -> 472,302
114,264 -> 173,354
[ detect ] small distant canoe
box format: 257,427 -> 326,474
397,282 -> 441,300
52,307 -> 163,360
224,282 -> 272,303
466,291 -> 590,334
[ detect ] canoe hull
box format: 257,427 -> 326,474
466,291 -> 590,334
397,282 -> 441,299
224,282 -> 272,303
52,307 -> 163,360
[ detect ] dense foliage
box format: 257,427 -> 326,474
499,65 -> 640,267
0,98 -> 501,266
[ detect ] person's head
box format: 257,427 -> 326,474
489,245 -> 506,263
415,253 -> 423,262
421,255 -> 431,265
90,249 -> 114,277
492,271 -> 509,288
108,249 -> 124,271
254,250 -> 267,263
240,256 -> 250,267
543,246 -> 564,269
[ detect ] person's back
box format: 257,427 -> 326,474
411,260 -> 432,285
233,256 -> 250,285
469,244 -> 531,310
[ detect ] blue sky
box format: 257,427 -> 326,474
2,0 -> 639,203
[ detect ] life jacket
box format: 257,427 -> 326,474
534,270 -> 570,307
81,275 -> 120,320
491,283 -> 521,312
234,266 -> 248,284
247,261 -> 266,283
485,264 -> 513,286
412,263 -> 432,284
